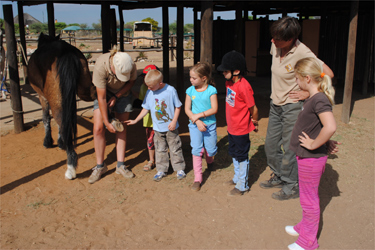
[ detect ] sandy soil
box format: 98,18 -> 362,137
0,41 -> 374,249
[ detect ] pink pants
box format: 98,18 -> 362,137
294,155 -> 327,250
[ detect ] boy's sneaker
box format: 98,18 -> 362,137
116,165 -> 134,178
88,164 -> 108,184
153,171 -> 166,182
176,170 -> 186,180
227,187 -> 247,196
259,173 -> 283,189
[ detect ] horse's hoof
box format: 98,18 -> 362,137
65,165 -> 76,180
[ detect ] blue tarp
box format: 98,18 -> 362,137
63,26 -> 82,31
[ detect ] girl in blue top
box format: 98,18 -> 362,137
185,63 -> 218,191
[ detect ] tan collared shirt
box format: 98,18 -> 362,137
92,53 -> 137,95
270,40 -> 323,106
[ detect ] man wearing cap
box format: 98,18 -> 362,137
89,48 -> 137,184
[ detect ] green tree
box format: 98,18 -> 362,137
92,22 -> 101,31
125,21 -> 136,30
169,21 -> 177,34
55,22 -> 66,30
142,17 -> 158,32
67,23 -> 80,27
0,19 -> 4,29
30,23 -> 48,34
80,23 -> 88,29
184,23 -> 194,33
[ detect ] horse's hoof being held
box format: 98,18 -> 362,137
65,165 -> 76,180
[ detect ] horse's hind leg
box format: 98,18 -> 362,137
40,96 -> 53,148
57,126 -> 64,149
65,148 -> 78,180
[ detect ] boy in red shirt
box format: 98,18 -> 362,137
217,51 -> 259,196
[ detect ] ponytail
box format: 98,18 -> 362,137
295,57 -> 335,105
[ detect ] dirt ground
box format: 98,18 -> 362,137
0,41 -> 374,249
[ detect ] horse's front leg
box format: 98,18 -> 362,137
57,126 -> 64,150
40,96 -> 53,148
65,148 -> 78,180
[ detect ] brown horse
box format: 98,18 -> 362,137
27,33 -> 96,180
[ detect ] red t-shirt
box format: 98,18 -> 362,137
225,77 -> 256,135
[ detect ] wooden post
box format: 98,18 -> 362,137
362,23 -> 373,95
110,8 -> 117,49
341,0 -> 359,124
3,5 -> 24,133
17,2 -> 28,85
193,9 -> 199,64
47,2 -> 55,36
235,5 -> 243,53
162,4 -> 169,83
101,3 -> 111,53
200,0 -> 213,65
177,4 -> 184,101
170,36 -> 174,61
119,6 -> 124,52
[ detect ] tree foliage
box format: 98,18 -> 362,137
168,21 -> 194,34
92,22 -> 101,30
142,17 -> 158,32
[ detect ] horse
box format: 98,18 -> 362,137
27,33 -> 96,180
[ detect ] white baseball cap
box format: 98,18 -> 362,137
113,52 -> 134,82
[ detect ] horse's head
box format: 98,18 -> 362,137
37,32 -> 60,48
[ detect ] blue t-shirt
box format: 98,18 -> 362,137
142,84 -> 182,132
186,85 -> 217,125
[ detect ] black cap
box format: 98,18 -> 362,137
217,50 -> 247,73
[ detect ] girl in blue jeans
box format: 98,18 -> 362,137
185,63 -> 218,191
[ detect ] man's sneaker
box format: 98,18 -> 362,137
88,164 -> 108,184
285,226 -> 299,236
191,182 -> 201,191
153,171 -> 166,182
272,185 -> 299,201
227,187 -> 247,196
176,170 -> 186,180
116,165 -> 134,178
259,173 -> 283,189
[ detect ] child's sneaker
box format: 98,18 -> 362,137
176,170 -> 186,180
153,171 -> 166,182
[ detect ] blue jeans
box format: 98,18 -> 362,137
232,158 -> 250,192
265,100 -> 303,194
188,122 -> 217,157
93,92 -> 133,113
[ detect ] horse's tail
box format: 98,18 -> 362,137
56,50 -> 82,151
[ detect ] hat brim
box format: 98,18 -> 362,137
217,64 -> 228,72
114,64 -> 131,82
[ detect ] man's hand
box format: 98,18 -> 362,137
289,90 -> 310,101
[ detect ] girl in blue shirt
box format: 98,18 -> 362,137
185,63 -> 218,191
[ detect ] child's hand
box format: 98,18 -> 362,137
299,132 -> 315,150
168,120 -> 177,131
252,119 -> 258,133
327,140 -> 341,154
196,120 -> 207,132
124,120 -> 136,126
191,113 -> 201,123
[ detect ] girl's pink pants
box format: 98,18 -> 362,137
294,155 -> 328,250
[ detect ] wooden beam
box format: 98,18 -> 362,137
3,4 -> 24,133
101,3 -> 111,53
17,2 -> 29,85
200,0 -> 213,65
234,5 -> 243,52
110,8 -> 117,49
119,6 -> 124,52
47,2 -> 55,36
176,4 -> 184,101
162,4 -> 169,83
341,0 -> 359,123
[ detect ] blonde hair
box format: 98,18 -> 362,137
109,45 -> 118,56
145,69 -> 163,86
190,62 -> 215,86
295,57 -> 335,105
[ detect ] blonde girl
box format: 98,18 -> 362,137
287,57 -> 336,250
185,63 -> 218,191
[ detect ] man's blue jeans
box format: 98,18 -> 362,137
265,100 -> 303,195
